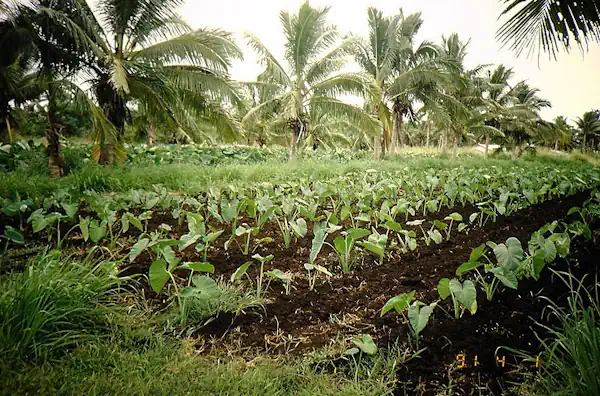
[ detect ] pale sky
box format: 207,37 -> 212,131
180,0 -> 600,122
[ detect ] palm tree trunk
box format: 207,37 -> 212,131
289,120 -> 301,161
583,133 -> 587,152
45,89 -> 64,178
453,133 -> 459,157
147,120 -> 156,146
391,109 -> 402,154
484,135 -> 490,157
425,125 -> 430,147
97,77 -> 127,165
554,140 -> 558,151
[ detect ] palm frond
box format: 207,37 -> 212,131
245,32 -> 291,87
310,96 -> 380,136
497,0 -> 600,58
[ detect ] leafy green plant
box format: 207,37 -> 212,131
437,278 -> 477,319
251,253 -> 274,299
265,269 -> 292,295
303,263 -> 332,291
344,334 -> 378,382
380,291 -> 416,319
358,231 -> 387,265
330,228 -> 370,273
443,212 -> 463,241
407,301 -> 437,341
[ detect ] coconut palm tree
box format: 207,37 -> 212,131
549,116 -> 573,150
1,0 -> 105,177
500,82 -> 550,155
497,0 -> 600,58
243,1 -> 378,160
351,7 -> 446,158
575,110 -> 600,151
52,0 -> 245,164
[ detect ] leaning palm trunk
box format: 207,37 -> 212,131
484,135 -> 490,157
45,88 -> 64,178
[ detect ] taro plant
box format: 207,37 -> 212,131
1,195 -> 33,231
329,228 -> 370,273
380,291 -> 416,319
265,269 -> 292,295
304,262 -> 332,291
444,213 -> 463,241
344,334 -> 378,382
407,300 -> 437,344
455,239 -> 522,301
251,253 -> 274,298
179,212 -> 223,261
1,226 -> 24,262
357,230 -> 387,265
437,278 -> 478,319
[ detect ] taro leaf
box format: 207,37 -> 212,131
351,334 -> 377,355
456,260 -> 483,276
469,244 -> 485,262
258,207 -> 276,228
407,237 -> 417,251
344,347 -> 360,356
203,230 -> 224,243
381,291 -> 416,317
384,220 -> 402,232
185,262 -> 215,273
130,238 -> 150,262
406,219 -> 424,226
31,214 -> 48,233
252,253 -> 274,263
121,215 -> 130,233
179,233 -> 200,251
532,251 -> 546,280
266,269 -> 290,281
359,241 -> 384,258
149,259 -> 169,293
79,216 -> 90,241
567,206 -> 580,216
469,212 -> 478,223
458,223 -> 468,233
290,218 -> 308,237
61,202 -> 78,219
334,235 -> 347,254
231,262 -> 251,282
310,228 -> 327,264
190,275 -> 221,300
450,279 -> 478,315
161,245 -> 179,267
347,228 -> 370,240
159,223 -> 172,232
550,233 -> 570,258
89,220 -> 107,243
340,206 -> 351,221
220,199 -> 239,224
489,266 -> 518,290
437,278 -> 451,300
235,225 -> 249,236
432,220 -> 447,230
445,212 -> 463,222
128,215 -> 143,231
3,226 -> 24,244
428,230 -> 443,244
408,302 -> 436,337
493,237 -> 523,269
543,239 -> 557,263
304,263 -> 332,276
355,213 -> 371,223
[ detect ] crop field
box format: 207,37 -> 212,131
2,147 -> 600,395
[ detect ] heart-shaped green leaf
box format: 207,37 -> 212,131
149,259 -> 169,293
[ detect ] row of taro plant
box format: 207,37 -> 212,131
378,190 -> 600,346
4,161 -> 599,262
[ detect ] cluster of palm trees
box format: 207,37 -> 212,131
1,1 -> 599,176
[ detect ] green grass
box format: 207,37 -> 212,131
0,249 -> 124,360
0,334 -> 397,396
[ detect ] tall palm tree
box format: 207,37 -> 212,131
1,0 -> 100,177
58,0 -> 245,164
243,1 -> 378,160
352,8 -> 445,158
500,82 -> 550,155
497,0 -> 600,58
550,116 -> 572,151
480,64 -> 515,156
575,110 -> 600,151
